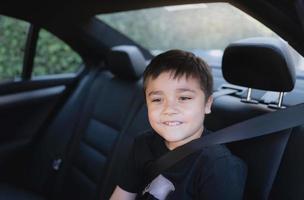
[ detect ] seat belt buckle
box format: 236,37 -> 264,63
52,158 -> 62,171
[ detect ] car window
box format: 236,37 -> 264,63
97,3 -> 304,72
33,29 -> 82,76
0,15 -> 29,82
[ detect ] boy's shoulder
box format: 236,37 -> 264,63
133,129 -> 163,148
135,129 -> 165,143
197,145 -> 246,176
133,129 -> 245,167
133,129 -> 169,158
200,129 -> 233,159
198,130 -> 245,168
134,129 -> 234,157
199,144 -> 234,162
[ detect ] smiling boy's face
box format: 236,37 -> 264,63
145,71 -> 213,150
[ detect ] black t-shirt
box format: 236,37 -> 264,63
119,129 -> 247,200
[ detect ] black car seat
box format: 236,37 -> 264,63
56,45 -> 147,200
0,45 -> 147,200
206,37 -> 297,200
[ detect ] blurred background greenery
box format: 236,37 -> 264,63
0,16 -> 82,81
33,29 -> 82,76
0,17 -> 28,81
99,3 -> 277,54
0,3 -> 296,82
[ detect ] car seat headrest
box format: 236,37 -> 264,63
222,37 -> 296,92
107,45 -> 146,80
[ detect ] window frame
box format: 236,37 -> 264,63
22,24 -> 40,80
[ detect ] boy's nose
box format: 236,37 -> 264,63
163,101 -> 178,115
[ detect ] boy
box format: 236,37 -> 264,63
110,50 -> 247,200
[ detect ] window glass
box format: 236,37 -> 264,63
98,3 -> 304,72
98,3 -> 276,53
0,16 -> 29,82
33,29 -> 82,76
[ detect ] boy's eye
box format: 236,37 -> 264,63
179,96 -> 192,101
151,98 -> 161,103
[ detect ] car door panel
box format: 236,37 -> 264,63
0,77 -> 78,181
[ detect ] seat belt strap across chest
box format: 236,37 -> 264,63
147,102 -> 304,180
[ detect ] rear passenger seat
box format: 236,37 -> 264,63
8,45 -> 149,200
55,45 -> 149,200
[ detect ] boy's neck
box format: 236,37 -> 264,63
165,127 -> 205,150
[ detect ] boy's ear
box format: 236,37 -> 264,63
204,96 -> 213,114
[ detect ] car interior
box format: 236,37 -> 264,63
0,0 -> 304,200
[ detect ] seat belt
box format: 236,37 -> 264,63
147,102 -> 304,181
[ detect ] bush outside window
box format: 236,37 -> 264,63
0,15 -> 82,83
33,29 -> 82,76
0,16 -> 29,82
98,3 -> 304,72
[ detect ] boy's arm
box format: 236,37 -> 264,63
110,186 -> 137,200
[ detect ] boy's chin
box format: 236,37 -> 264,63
164,137 -> 189,150
160,131 -> 202,145
161,133 -> 188,144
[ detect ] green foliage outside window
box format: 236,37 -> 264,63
98,3 -> 276,53
0,16 -> 28,81
33,29 -> 82,76
0,15 -> 82,82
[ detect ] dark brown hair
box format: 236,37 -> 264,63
143,49 -> 213,99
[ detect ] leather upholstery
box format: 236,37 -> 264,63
222,37 -> 296,92
107,45 -> 147,80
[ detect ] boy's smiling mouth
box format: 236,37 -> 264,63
162,121 -> 183,126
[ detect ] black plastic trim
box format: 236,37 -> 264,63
22,24 -> 40,80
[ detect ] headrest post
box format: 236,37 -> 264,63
246,88 -> 252,101
268,92 -> 286,109
241,88 -> 258,104
278,92 -> 284,108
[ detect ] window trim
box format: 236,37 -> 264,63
22,24 -> 40,80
